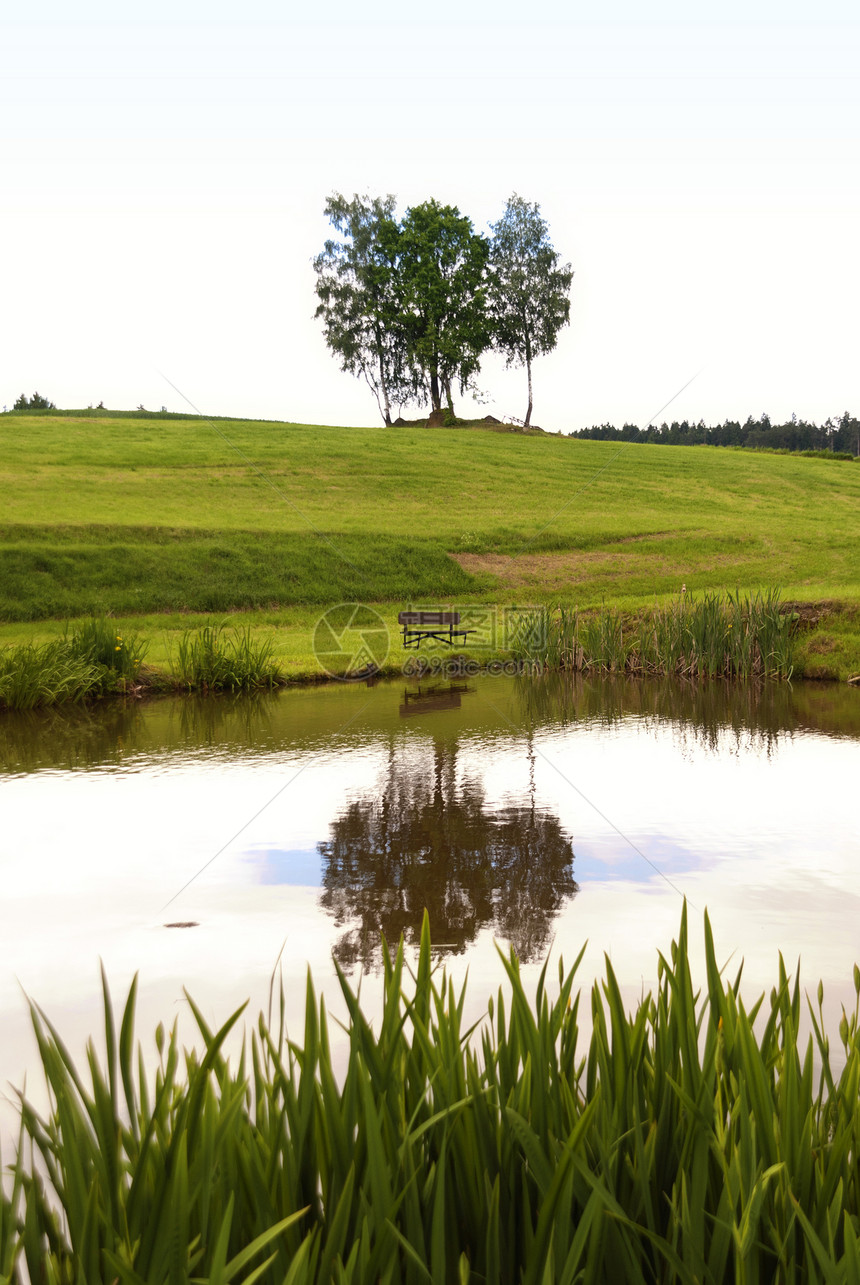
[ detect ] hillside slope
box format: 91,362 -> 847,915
2,412 -> 858,626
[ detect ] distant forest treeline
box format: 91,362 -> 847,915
573,411 -> 860,456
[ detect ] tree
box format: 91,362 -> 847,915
13,391 -> 55,410
489,194 -> 573,427
313,193 -> 408,426
394,200 -> 490,418
837,410 -> 860,456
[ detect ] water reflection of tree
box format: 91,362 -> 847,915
318,740 -> 577,970
0,702 -> 146,774
0,692 -> 285,774
175,691 -> 280,749
511,672 -> 831,757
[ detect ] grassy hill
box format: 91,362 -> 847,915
2,411 -> 858,678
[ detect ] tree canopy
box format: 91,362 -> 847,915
488,194 -> 573,427
394,200 -> 490,418
314,192 -> 573,426
13,391 -> 55,410
313,193 -> 407,427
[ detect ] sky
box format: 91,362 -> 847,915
2,0 -> 859,431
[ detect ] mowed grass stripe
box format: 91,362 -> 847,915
3,415 -> 858,542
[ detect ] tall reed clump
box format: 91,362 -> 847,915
0,619 -> 150,711
510,590 -> 797,680
0,640 -> 103,711
9,907 -> 860,1283
637,588 -> 797,679
507,605 -> 582,670
174,623 -> 284,691
65,616 -> 149,686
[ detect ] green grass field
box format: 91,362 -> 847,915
2,411 -> 859,679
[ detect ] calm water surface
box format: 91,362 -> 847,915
1,673 -> 859,1114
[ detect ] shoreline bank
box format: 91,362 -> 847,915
1,596 -> 858,712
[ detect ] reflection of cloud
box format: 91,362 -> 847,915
245,846 -> 323,887
574,835 -> 722,884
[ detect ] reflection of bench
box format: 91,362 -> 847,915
398,611 -> 475,649
399,682 -> 473,716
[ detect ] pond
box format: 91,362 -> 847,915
1,673 -> 859,1120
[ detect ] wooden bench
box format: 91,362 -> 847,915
398,611 -> 475,649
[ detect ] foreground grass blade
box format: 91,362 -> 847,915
11,906 -> 860,1282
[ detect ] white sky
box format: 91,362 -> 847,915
2,0 -> 858,430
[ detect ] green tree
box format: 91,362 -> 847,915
837,410 -> 860,456
313,193 -> 407,426
13,391 -> 55,410
394,200 -> 490,418
489,194 -> 573,427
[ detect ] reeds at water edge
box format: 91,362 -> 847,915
0,619 -> 149,711
509,589 -> 798,680
0,639 -> 103,710
7,907 -> 860,1282
0,620 -> 285,709
173,623 -> 284,692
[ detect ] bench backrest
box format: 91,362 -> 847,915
398,611 -> 461,626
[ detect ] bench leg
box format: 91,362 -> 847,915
401,628 -> 476,649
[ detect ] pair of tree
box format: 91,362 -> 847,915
314,193 -> 572,427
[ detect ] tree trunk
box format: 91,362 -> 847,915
429,371 -> 442,414
524,332 -> 533,428
379,352 -> 392,426
441,375 -> 454,416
